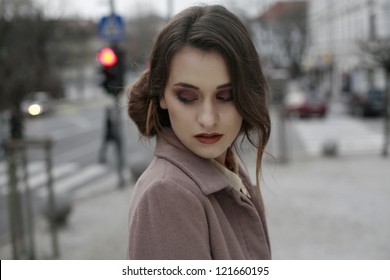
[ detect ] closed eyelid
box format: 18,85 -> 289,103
216,88 -> 233,98
176,92 -> 198,99
175,89 -> 198,97
174,90 -> 199,103
171,83 -> 232,101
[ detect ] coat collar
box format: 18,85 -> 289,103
154,129 -> 230,195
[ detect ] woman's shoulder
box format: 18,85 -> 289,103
133,157 -> 205,200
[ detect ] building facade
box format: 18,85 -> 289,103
252,1 -> 307,76
305,0 -> 390,100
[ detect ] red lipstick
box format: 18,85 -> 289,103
194,133 -> 223,144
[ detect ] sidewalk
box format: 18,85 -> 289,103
0,184 -> 132,260
259,154 -> 390,260
1,153 -> 389,260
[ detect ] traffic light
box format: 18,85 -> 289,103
97,47 -> 117,67
97,46 -> 124,96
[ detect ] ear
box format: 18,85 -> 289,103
160,97 -> 167,109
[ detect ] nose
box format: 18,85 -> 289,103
197,101 -> 218,129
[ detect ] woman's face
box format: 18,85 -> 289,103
160,46 -> 243,165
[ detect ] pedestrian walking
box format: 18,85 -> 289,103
98,106 -> 117,164
126,5 -> 271,259
99,105 -> 125,187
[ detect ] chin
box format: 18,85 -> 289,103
192,149 -> 225,161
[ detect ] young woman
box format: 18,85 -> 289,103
127,5 -> 271,260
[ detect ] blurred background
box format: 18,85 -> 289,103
0,0 -> 389,260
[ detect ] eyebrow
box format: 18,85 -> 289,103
173,82 -> 199,90
173,82 -> 232,90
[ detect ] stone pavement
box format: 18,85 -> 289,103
1,153 -> 389,260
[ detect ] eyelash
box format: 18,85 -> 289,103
217,94 -> 233,101
176,96 -> 197,103
176,92 -> 233,104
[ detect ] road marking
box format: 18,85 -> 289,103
35,164 -> 107,197
50,122 -> 102,141
65,116 -> 94,129
293,118 -> 383,156
0,162 -> 78,195
55,138 -> 102,162
0,161 -> 45,183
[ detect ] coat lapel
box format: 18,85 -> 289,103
154,129 -> 230,195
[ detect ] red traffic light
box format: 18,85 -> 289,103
97,47 -> 117,67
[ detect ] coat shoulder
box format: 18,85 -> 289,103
127,158 -> 212,259
136,157 -> 205,198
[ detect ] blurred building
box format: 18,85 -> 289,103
252,1 -> 308,76
304,0 -> 390,100
55,19 -> 105,101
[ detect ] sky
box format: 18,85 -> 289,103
34,0 -> 273,20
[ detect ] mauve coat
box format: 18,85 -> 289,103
127,129 -> 271,260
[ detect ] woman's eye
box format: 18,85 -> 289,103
216,90 -> 233,101
176,92 -> 198,103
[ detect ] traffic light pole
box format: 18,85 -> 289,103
109,0 -> 115,16
109,0 -> 125,187
109,43 -> 126,187
113,97 -> 125,187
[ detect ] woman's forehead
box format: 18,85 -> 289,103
167,46 -> 230,89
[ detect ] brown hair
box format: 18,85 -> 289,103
127,5 -> 271,193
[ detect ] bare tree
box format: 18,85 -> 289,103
0,0 -> 63,113
255,1 -> 307,78
361,39 -> 390,156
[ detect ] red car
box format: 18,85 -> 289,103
284,88 -> 327,118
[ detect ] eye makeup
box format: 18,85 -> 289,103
172,82 -> 233,103
216,88 -> 233,101
176,91 -> 199,103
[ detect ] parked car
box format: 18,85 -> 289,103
284,86 -> 327,118
21,92 -> 54,117
348,89 -> 384,117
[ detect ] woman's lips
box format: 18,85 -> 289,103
194,133 -> 223,144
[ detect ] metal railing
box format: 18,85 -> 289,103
5,138 -> 59,259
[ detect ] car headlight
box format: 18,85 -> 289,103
28,104 -> 43,116
285,92 -> 305,106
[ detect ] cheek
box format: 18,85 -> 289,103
225,106 -> 243,125
164,100 -> 191,125
227,111 -> 244,136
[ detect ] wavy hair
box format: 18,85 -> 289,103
127,5 -> 271,197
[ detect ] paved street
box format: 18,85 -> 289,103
0,97 -> 389,259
